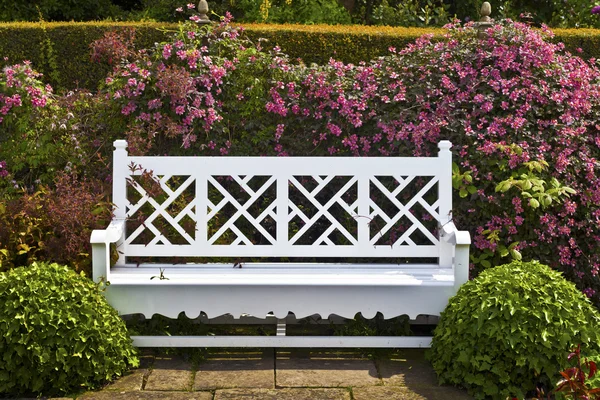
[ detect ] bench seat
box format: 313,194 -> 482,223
103,264 -> 457,321
108,264 -> 454,286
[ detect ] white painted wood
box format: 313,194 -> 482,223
111,144 -> 458,258
131,335 -> 433,348
103,278 -> 455,320
123,244 -> 440,258
91,139 -> 472,348
438,141 -> 454,269
107,265 -> 454,286
112,140 -> 128,265
90,220 -> 124,282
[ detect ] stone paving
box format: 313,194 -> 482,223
70,348 -> 473,400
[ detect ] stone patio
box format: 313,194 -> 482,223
69,348 -> 473,400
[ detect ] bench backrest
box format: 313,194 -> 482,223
112,140 -> 454,265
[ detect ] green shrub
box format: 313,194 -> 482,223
428,260 -> 600,399
0,262 -> 138,396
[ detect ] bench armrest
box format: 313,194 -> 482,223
440,221 -> 471,288
440,221 -> 471,246
91,220 -> 125,282
91,219 -> 125,244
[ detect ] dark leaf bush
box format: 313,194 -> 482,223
428,260 -> 600,399
0,262 -> 138,396
0,173 -> 111,274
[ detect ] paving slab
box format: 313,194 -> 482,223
215,388 -> 350,400
194,349 -> 274,390
105,355 -> 155,391
78,391 -> 212,400
353,386 -> 473,400
276,350 -> 380,388
377,349 -> 439,387
144,356 -> 194,391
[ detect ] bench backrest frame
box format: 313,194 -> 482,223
111,140 -> 454,267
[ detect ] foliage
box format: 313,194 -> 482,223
96,12 -> 293,156
0,262 -> 138,396
371,0 -> 450,27
0,63 -> 123,274
555,345 -> 600,399
428,260 -> 600,399
0,173 -> 111,274
0,0 -> 121,22
497,0 -> 600,28
233,0 -> 352,25
1,0 -> 600,28
333,314 -> 411,336
0,61 -> 51,128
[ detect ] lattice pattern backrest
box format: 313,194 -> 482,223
111,141 -> 453,260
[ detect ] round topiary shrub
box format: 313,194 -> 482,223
0,262 -> 139,396
428,260 -> 600,399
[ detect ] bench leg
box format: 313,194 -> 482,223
455,244 -> 470,290
91,242 -> 109,283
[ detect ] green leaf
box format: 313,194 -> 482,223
509,249 -> 522,261
529,198 -> 540,208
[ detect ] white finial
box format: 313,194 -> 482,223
438,141 -> 452,151
114,140 -> 128,150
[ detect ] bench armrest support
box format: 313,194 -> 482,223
91,220 -> 124,282
440,222 -> 471,289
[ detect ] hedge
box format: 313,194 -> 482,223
0,21 -> 598,91
0,22 -> 171,90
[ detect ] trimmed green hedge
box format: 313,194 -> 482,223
242,23 -> 442,65
0,21 -> 598,91
0,22 -> 171,90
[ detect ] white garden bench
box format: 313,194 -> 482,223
91,140 -> 470,348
